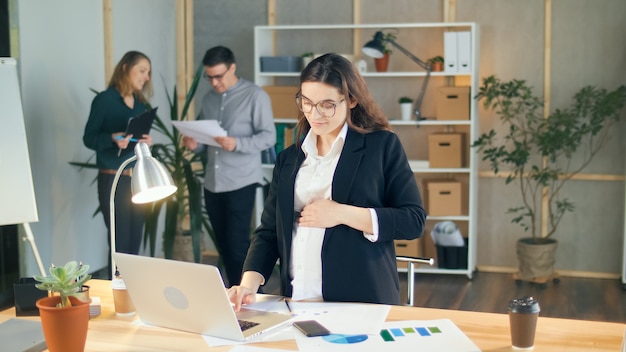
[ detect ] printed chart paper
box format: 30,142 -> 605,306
295,319 -> 481,352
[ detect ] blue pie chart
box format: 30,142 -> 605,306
322,334 -> 369,344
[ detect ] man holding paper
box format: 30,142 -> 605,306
182,46 -> 275,286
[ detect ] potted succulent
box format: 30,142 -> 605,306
472,75 -> 626,283
427,56 -> 444,72
33,261 -> 92,352
398,96 -> 414,121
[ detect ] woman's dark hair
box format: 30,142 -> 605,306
108,51 -> 153,103
295,53 -> 390,144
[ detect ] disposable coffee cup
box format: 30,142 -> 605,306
112,277 -> 135,316
508,296 -> 540,350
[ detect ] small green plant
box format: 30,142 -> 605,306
34,261 -> 92,308
427,55 -> 444,64
381,32 -> 397,54
301,52 -> 314,58
398,96 -> 413,104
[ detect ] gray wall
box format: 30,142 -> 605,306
194,0 -> 626,274
15,0 -> 176,276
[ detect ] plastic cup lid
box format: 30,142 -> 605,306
111,277 -> 127,290
508,296 -> 540,313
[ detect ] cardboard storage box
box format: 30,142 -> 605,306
260,56 -> 303,72
395,239 -> 422,269
428,133 -> 465,168
262,86 -> 300,118
426,180 -> 462,216
435,86 -> 470,120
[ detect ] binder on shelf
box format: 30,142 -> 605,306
457,31 -> 471,73
274,123 -> 296,154
444,32 -> 458,73
261,147 -> 276,164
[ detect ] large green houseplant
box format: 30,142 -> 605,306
472,75 -> 626,280
145,64 -> 215,263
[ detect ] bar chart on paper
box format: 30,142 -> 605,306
296,319 -> 481,352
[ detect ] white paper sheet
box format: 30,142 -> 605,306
171,120 -> 227,147
201,298 -> 390,348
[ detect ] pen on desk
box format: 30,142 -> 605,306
115,135 -> 139,142
284,298 -> 292,313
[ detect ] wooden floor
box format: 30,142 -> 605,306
258,267 -> 626,323
401,271 -> 626,323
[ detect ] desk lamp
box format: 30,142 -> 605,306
362,30 -> 432,120
109,142 -> 177,279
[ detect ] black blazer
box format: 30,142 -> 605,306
243,128 -> 427,305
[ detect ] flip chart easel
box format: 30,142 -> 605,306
0,58 -> 45,276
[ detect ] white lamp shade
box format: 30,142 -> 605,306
130,143 -> 177,204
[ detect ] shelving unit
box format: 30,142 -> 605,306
254,23 -> 479,279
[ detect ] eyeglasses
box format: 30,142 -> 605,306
203,65 -> 230,82
295,95 -> 345,117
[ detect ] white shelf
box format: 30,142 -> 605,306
255,22 -> 480,279
259,71 -> 470,78
275,118 -> 472,126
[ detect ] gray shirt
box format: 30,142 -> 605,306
197,78 -> 276,193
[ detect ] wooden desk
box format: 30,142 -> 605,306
1,279 -> 623,351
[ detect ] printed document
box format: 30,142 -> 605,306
171,120 -> 227,148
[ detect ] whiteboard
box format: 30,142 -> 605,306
0,58 -> 38,225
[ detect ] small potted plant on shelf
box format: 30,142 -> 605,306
373,32 -> 397,72
301,52 -> 315,69
471,75 -> 626,285
398,96 -> 414,121
427,56 -> 444,72
34,261 -> 92,352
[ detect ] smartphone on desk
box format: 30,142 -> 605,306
293,320 -> 331,337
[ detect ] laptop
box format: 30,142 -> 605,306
113,252 -> 293,341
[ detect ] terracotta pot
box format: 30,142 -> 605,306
516,238 -> 557,280
36,295 -> 90,352
431,62 -> 444,72
374,53 -> 390,72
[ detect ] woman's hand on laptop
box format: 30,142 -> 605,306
227,271 -> 264,311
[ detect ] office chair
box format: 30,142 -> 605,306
396,256 -> 434,306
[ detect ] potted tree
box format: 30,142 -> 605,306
472,76 -> 626,284
427,56 -> 444,72
33,261 -> 92,352
398,96 -> 414,121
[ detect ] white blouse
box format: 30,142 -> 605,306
289,123 -> 379,301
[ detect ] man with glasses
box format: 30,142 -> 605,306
182,46 -> 276,286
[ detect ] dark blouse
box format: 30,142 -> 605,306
83,87 -> 146,170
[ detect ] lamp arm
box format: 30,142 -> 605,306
109,155 -> 137,279
413,70 -> 431,120
387,39 -> 431,71
385,39 -> 432,120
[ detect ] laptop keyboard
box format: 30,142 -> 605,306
238,319 -> 260,331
